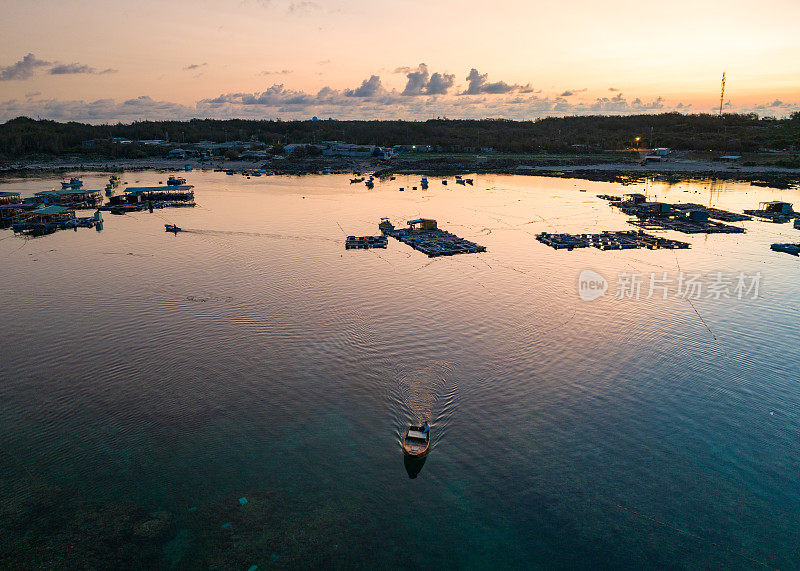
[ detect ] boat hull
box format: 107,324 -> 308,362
402,425 -> 430,457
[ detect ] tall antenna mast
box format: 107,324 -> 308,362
719,72 -> 726,116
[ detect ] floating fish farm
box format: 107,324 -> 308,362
345,235 -> 388,249
669,203 -> 752,222
536,230 -> 690,251
599,194 -> 748,233
744,201 -> 799,223
628,217 -> 745,234
379,218 -> 486,257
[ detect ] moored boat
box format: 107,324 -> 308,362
402,424 -> 430,457
167,175 -> 187,186
61,177 -> 83,189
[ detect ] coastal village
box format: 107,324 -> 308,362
2,168 -> 799,255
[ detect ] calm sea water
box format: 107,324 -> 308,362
1,171 -> 799,568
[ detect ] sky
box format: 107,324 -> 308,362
1,0 -> 798,123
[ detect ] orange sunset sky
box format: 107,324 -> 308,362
1,0 -> 798,123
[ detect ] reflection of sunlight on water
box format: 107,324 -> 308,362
390,362 -> 457,449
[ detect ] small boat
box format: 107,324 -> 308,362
456,179 -> 466,185
61,177 -> 83,189
365,180 -> 374,189
167,175 -> 187,186
165,224 -> 182,233
442,180 -> 447,185
402,425 -> 430,457
465,178 -> 473,185
794,219 -> 800,230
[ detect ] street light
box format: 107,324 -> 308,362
635,136 -> 641,151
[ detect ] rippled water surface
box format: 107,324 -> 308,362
1,172 -> 799,568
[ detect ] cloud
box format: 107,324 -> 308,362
560,88 -> 587,97
3,78 -> 798,124
560,91 -> 574,97
262,69 -> 293,75
0,53 -> 50,81
461,68 -> 524,95
318,59 -> 331,65
393,66 -> 412,74
608,87 -> 621,92
344,75 -> 384,97
0,96 -> 197,123
400,64 -> 455,96
184,63 -> 207,71
427,72 -> 455,95
49,63 -> 117,75
204,84 -> 314,107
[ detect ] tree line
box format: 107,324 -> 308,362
1,113 -> 798,159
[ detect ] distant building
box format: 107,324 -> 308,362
407,218 -> 438,231
719,155 -> 742,162
761,201 -> 793,215
654,148 -> 671,156
167,149 -> 187,159
624,193 -> 647,204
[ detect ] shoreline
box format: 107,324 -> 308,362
2,156 -> 799,188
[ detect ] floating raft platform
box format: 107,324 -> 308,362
628,217 -> 744,234
536,230 -> 690,251
345,235 -> 388,249
670,203 -> 752,222
380,218 -> 485,257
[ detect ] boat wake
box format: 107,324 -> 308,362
389,361 -> 457,450
174,228 -> 338,243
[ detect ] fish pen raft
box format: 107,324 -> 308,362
100,186 -> 196,211
379,218 -> 486,257
536,230 -> 690,251
600,194 -> 749,232
345,235 -> 388,249
628,217 -> 744,234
